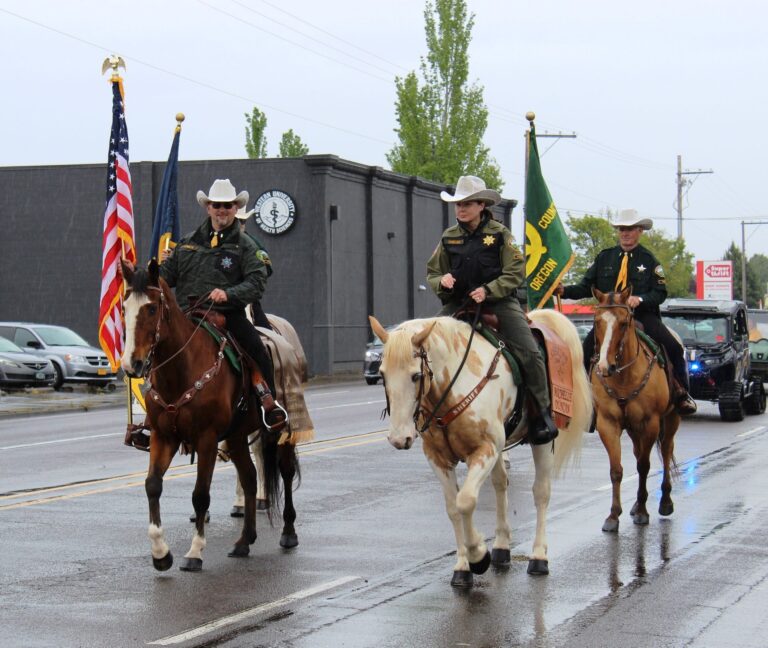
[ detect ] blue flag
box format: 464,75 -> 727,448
149,127 -> 181,260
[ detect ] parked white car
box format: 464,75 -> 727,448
0,335 -> 55,389
0,322 -> 117,391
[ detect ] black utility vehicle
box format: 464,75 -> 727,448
661,298 -> 766,421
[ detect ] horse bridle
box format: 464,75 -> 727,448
593,302 -> 656,406
128,286 -> 227,435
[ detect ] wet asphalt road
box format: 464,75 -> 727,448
1,383 -> 768,648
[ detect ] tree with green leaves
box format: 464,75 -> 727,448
563,211 -> 694,298
244,107 -> 268,159
387,0 -> 502,189
724,243 -> 763,306
278,129 -> 309,157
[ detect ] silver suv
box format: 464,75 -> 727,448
0,322 -> 117,391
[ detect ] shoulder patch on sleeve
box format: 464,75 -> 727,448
654,264 -> 665,278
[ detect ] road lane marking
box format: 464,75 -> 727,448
0,431 -> 389,509
0,432 -> 122,450
737,425 -> 766,438
147,576 -> 361,645
311,399 -> 385,411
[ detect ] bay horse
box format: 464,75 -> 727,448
120,259 -> 300,571
369,309 -> 591,588
591,287 -> 680,532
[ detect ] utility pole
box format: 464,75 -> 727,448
740,220 -> 768,303
676,155 -> 713,239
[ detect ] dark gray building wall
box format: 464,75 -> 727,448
0,155 -> 516,376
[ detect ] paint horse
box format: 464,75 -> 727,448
120,259 -> 300,571
591,287 -> 681,532
370,309 -> 592,587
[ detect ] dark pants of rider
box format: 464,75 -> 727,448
249,302 -> 272,330
224,309 -> 276,395
582,313 -> 690,391
439,298 -> 552,412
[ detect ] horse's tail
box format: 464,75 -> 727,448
260,430 -> 283,523
260,431 -> 302,524
528,308 -> 593,475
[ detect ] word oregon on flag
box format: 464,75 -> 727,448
525,123 -> 574,309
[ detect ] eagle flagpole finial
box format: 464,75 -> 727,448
101,55 -> 126,81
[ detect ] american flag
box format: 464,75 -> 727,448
98,78 -> 136,370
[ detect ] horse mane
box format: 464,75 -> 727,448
382,317 -> 464,367
382,327 -> 416,367
128,265 -> 152,295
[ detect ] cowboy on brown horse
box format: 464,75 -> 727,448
124,179 -> 286,449
554,208 -> 697,416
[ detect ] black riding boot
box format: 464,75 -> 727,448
527,407 -> 559,446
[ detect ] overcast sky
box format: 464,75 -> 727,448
1,0 -> 765,261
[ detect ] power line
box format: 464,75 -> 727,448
0,6 -> 394,147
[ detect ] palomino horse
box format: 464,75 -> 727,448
591,287 -> 681,532
370,310 -> 591,588
120,259 -> 300,571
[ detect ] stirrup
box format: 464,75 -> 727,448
676,394 -> 697,416
261,402 -> 289,432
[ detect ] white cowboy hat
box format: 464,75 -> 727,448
196,179 -> 249,208
235,206 -> 255,220
440,175 -> 501,206
612,208 -> 653,230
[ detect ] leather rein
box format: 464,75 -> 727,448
403,308 -> 503,436
593,302 -> 656,409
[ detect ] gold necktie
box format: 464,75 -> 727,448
210,232 -> 219,248
614,252 -> 629,291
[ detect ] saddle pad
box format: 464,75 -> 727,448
637,329 -> 665,367
530,321 -> 574,427
198,321 -> 242,373
476,326 -> 523,386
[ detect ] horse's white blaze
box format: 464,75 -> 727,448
148,523 -> 170,559
597,310 -> 616,373
184,533 -> 206,560
121,291 -> 150,371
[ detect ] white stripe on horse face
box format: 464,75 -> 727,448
121,291 -> 150,371
597,311 -> 616,373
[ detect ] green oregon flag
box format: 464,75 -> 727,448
525,123 -> 574,309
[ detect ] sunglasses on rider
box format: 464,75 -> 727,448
210,201 -> 235,209
617,226 -> 639,232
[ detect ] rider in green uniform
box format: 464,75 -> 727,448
427,175 -> 558,445
554,208 -> 696,415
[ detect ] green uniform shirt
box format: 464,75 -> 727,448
160,219 -> 267,312
562,243 -> 667,315
427,217 -> 525,303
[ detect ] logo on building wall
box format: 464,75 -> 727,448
253,190 -> 297,235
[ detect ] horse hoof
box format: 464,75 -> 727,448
469,549 -> 491,575
152,552 -> 173,572
228,544 -> 250,558
602,518 -> 619,533
491,548 -> 511,566
633,513 -> 650,526
179,557 -> 203,572
256,499 -> 270,512
451,570 -> 473,588
629,502 -> 639,517
527,559 -> 549,576
189,511 -> 211,523
230,506 -> 244,518
659,501 -> 674,516
280,533 -> 299,549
